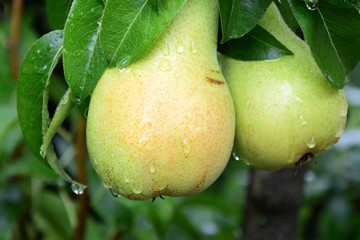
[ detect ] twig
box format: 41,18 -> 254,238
73,116 -> 88,240
9,0 -> 23,81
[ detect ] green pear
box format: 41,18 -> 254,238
86,0 -> 235,200
219,3 -> 347,171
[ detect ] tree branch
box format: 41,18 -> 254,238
73,116 -> 88,240
9,0 -> 23,81
241,167 -> 306,240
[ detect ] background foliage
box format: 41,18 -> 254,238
1,0 -> 360,239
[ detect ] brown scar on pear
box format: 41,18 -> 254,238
206,76 -> 224,85
210,69 -> 221,73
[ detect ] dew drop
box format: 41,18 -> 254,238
84,107 -> 89,119
116,57 -> 130,72
249,125 -> 255,135
340,106 -> 348,117
305,0 -> 318,10
176,40 -> 184,53
71,183 -> 86,195
162,40 -> 170,56
181,138 -> 191,158
130,181 -> 143,194
42,65 -> 48,70
190,41 -> 197,54
307,136 -> 316,149
232,151 -> 240,161
39,145 -> 46,158
294,95 -> 303,103
76,98 -> 81,103
124,173 -> 130,183
149,161 -> 156,173
246,99 -> 251,109
158,59 -> 172,72
335,127 -> 343,138
299,114 -> 307,126
139,135 -> 147,143
102,181 -> 111,189
109,188 -> 121,198
37,49 -> 41,54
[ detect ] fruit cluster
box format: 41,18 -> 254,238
86,1 -> 347,200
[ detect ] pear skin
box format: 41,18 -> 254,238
219,3 -> 347,171
86,0 -> 235,200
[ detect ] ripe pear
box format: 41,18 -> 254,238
86,0 -> 235,200
219,3 -> 347,171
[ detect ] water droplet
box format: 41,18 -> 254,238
190,41 -> 197,54
305,0 -> 318,10
76,98 -> 81,103
181,138 -> 191,158
109,188 -> 121,198
158,58 -> 172,72
130,181 -> 143,194
176,40 -> 184,53
246,99 -> 251,109
335,127 -> 343,138
149,161 -> 156,173
152,182 -> 167,192
249,125 -> 254,135
84,107 -> 89,119
71,183 -> 86,195
116,57 -> 130,72
299,115 -> 307,126
294,95 -> 303,103
102,181 -> 111,188
307,136 -> 316,149
91,8 -> 95,13
232,151 -> 240,161
325,143 -> 333,150
162,40 -> 170,56
340,106 -> 348,117
124,173 -> 130,183
139,135 -> 147,143
37,49 -> 41,54
39,144 -> 46,158
43,65 -> 48,70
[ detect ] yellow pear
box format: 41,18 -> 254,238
86,0 -> 235,200
219,3 -> 347,171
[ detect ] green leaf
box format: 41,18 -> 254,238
40,89 -> 75,158
218,25 -> 293,61
219,0 -> 272,43
17,30 -> 64,162
274,0 -> 299,31
63,0 -> 107,103
288,0 -> 360,88
100,0 -> 186,67
17,30 -> 84,186
46,0 -> 74,30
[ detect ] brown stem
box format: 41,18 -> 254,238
241,166 -> 307,240
73,116 -> 88,240
9,0 -> 23,81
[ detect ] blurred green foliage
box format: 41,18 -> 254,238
1,0 -> 360,239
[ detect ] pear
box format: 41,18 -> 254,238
219,3 -> 347,171
86,0 -> 235,200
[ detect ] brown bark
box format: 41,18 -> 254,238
241,167 -> 306,240
73,117 -> 89,240
9,0 -> 23,81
